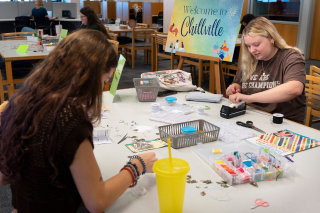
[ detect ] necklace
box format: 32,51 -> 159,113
261,49 -> 278,76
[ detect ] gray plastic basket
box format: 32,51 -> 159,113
133,78 -> 160,102
158,119 -> 220,149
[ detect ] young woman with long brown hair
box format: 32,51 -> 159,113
0,29 -> 157,213
80,6 -> 110,39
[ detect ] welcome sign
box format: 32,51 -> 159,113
166,0 -> 243,62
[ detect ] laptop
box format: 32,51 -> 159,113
47,11 -> 53,18
62,10 -> 75,19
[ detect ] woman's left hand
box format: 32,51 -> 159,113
229,93 -> 252,104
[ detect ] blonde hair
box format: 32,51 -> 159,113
240,17 -> 303,82
35,0 -> 44,9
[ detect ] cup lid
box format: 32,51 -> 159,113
165,97 -> 177,101
153,158 -> 190,176
181,126 -> 197,133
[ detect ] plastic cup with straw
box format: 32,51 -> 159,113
153,138 -> 190,213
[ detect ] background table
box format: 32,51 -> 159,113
0,40 -> 49,99
97,89 -> 320,213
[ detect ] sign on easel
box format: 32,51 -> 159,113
109,54 -> 126,102
166,0 -> 243,62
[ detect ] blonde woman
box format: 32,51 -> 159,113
32,0 -> 56,20
227,17 -> 306,124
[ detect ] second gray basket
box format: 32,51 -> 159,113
133,78 -> 160,102
158,119 -> 220,149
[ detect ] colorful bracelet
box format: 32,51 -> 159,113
128,162 -> 140,176
120,167 -> 135,188
129,155 -> 146,175
124,164 -> 139,185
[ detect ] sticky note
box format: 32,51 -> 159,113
213,149 -> 222,154
264,148 -> 269,154
216,160 -> 224,164
16,45 -> 29,53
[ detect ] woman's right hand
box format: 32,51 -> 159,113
131,152 -> 158,174
226,83 -> 241,96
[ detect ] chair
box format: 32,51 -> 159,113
0,32 -> 35,102
2,32 -> 33,40
305,66 -> 320,127
104,40 -> 119,91
180,52 -> 211,88
136,23 -> 148,28
13,17 -> 31,32
175,51 -> 225,96
124,27 -> 158,69
108,32 -> 118,41
34,17 -> 52,35
155,32 -> 179,71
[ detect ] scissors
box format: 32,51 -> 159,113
236,121 -> 266,134
251,198 -> 269,209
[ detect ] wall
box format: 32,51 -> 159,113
163,0 -> 174,33
309,0 -> 320,60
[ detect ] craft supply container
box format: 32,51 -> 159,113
133,78 -> 160,102
165,97 -> 177,106
158,119 -> 220,149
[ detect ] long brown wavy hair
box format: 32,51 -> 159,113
0,29 -> 118,186
80,6 -> 110,39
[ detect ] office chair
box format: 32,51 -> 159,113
34,17 -> 53,35
13,17 -> 31,32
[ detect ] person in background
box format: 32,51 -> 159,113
80,6 -> 111,39
32,0 -> 56,21
238,14 -> 255,38
227,17 -> 306,124
0,29 -> 157,213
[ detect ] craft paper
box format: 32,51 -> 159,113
126,140 -> 167,153
166,0 -> 243,61
59,29 -> 68,42
246,129 -> 320,156
16,45 -> 30,53
109,54 -> 126,102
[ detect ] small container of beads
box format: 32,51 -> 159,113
165,97 -> 177,106
181,126 -> 197,136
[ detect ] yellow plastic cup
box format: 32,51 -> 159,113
153,158 -> 190,213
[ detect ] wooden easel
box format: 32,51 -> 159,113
175,51 -> 227,97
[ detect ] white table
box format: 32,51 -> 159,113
97,89 -> 320,213
104,24 -> 133,34
0,40 -> 49,100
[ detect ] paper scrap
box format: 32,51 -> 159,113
16,45 -> 30,53
126,140 -> 167,153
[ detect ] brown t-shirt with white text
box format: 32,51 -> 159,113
233,48 -> 306,124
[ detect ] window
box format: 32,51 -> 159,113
252,0 -> 301,22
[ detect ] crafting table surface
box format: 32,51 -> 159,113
104,24 -> 133,33
0,40 -> 49,60
98,89 -> 320,213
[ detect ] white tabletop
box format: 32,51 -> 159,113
98,89 -> 320,213
104,24 -> 132,32
55,18 -> 81,22
0,40 -> 49,60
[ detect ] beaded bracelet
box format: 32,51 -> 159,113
120,167 -> 135,188
124,164 -> 138,185
129,155 -> 146,175
128,162 -> 140,176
